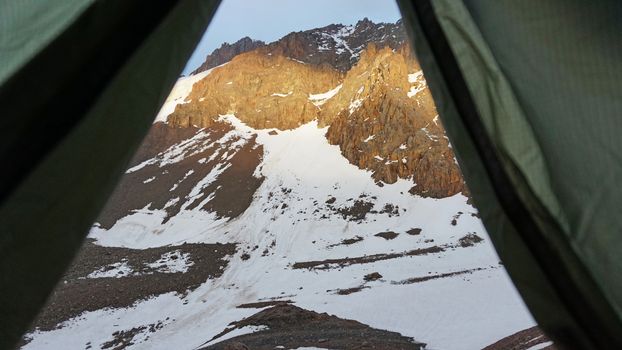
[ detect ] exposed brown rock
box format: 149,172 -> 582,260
322,44 -> 465,198
407,228 -> 422,235
393,267 -> 489,285
458,233 -> 484,247
202,304 -> 425,350
170,38 -> 465,199
236,300 -> 294,309
292,245 -> 445,270
168,51 -> 342,130
364,272 -> 383,281
29,240 -> 235,331
327,235 -> 364,248
375,231 -> 399,240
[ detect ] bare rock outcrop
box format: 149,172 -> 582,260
168,51 -> 342,130
169,27 -> 465,198
192,19 -> 408,74
322,44 -> 465,197
192,37 -> 265,74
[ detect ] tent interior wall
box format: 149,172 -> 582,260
1,1 -> 621,349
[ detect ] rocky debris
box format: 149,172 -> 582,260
294,236 -> 490,271
101,321 -> 165,350
197,137 -> 265,219
336,200 -> 374,221
328,235 -> 364,248
330,285 -> 370,295
292,245 -> 445,270
237,300 -> 294,309
364,272 -> 383,281
375,231 -> 399,240
223,342 -> 249,350
28,240 -> 235,332
483,326 -> 555,350
458,233 -> 484,247
379,203 -> 401,216
451,211 -> 463,226
129,122 -> 200,166
392,267 -> 489,285
407,228 -> 422,235
202,304 -> 425,350
192,37 -> 266,74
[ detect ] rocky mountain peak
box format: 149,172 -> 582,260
193,19 -> 408,74
191,36 -> 266,74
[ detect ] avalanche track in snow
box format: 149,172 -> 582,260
24,115 -> 535,350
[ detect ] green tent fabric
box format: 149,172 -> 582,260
0,1 -> 220,349
398,0 -> 622,348
0,0 -> 95,85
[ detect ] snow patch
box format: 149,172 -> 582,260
271,91 -> 293,97
309,84 -> 342,107
407,70 -> 427,98
363,135 -> 375,143
146,250 -> 194,274
86,260 -> 134,279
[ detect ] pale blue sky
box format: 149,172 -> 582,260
182,0 -> 402,74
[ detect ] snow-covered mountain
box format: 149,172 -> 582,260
23,19 -> 549,350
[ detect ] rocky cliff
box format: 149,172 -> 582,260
168,19 -> 464,198
191,37 -> 265,74
169,51 -> 342,130
192,18 -> 407,74
321,44 -> 465,197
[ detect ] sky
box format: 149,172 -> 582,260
182,0 -> 402,74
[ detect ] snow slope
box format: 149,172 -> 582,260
25,115 -> 535,350
153,66 -> 224,123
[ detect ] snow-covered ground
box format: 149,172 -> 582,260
25,113 -> 535,350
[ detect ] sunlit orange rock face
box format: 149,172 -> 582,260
167,40 -> 465,198
322,44 -> 465,197
168,51 -> 342,130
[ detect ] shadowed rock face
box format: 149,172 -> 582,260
192,37 -> 266,75
192,18 -> 408,75
202,304 -> 426,350
29,240 -> 236,332
97,121 -> 264,229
